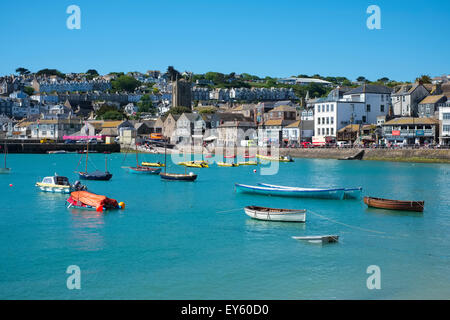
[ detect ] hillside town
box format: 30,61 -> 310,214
1,67 -> 450,150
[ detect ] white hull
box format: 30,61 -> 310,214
292,235 -> 339,243
244,207 -> 306,222
36,185 -> 71,193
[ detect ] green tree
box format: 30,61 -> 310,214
356,76 -> 368,83
36,68 -> 65,78
86,69 -> 99,76
15,67 -> 30,75
23,86 -> 35,95
111,75 -> 141,92
101,110 -> 125,120
415,75 -> 432,84
137,94 -> 155,114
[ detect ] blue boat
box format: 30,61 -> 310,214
258,183 -> 362,199
235,183 -> 345,200
78,170 -> 113,181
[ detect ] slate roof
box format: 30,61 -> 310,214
344,84 -> 392,95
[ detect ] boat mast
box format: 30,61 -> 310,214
164,139 -> 167,173
4,142 -> 6,169
85,141 -> 89,173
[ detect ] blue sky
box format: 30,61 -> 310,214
0,0 -> 448,81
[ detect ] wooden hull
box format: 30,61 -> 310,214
236,184 -> 345,200
244,206 -> 306,222
160,172 -> 197,181
364,196 -> 424,212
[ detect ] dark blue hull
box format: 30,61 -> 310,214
78,172 -> 113,181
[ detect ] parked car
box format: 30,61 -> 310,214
64,139 -> 76,144
88,138 -> 98,144
40,138 -> 55,144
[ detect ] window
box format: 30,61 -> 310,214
403,96 -> 405,102
317,105 -> 320,113
366,104 -> 371,112
317,129 -> 320,135
443,125 -> 450,132
326,105 -> 329,112
322,105 -> 325,112
381,95 -> 384,101
318,118 -> 321,124
330,117 -> 334,124
380,105 -> 384,112
326,117 -> 329,124
326,128 -> 329,135
362,116 -> 367,123
443,113 -> 450,120
322,128 -> 325,135
331,104 -> 334,112
331,128 -> 334,135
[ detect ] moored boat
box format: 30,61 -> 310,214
141,161 -> 165,167
258,183 -> 361,199
79,170 -> 113,181
218,162 -> 239,167
363,196 -> 424,212
244,206 -> 306,222
160,172 -> 197,181
36,174 -> 87,193
235,183 -> 345,199
126,166 -> 162,174
256,154 -> 293,162
67,191 -> 124,212
292,235 -> 339,243
238,161 -> 258,166
1,142 -> 10,173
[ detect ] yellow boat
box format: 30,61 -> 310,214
238,161 -> 258,166
141,162 -> 165,167
178,161 -> 208,168
256,154 -> 294,162
217,162 -> 239,167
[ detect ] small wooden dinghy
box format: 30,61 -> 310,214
292,235 -> 339,243
244,206 -> 306,222
363,196 -> 424,212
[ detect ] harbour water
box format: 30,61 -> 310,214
1,153 -> 449,299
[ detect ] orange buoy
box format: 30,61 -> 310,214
96,206 -> 103,212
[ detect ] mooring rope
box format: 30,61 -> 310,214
307,210 -> 386,235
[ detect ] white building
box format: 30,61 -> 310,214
439,104 -> 450,145
313,84 -> 391,144
391,83 -> 429,116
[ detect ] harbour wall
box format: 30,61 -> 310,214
1,141 -> 120,154
279,148 -> 450,163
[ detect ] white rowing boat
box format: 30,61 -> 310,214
244,206 -> 306,222
292,235 -> 339,243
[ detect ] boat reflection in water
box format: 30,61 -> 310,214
69,209 -> 106,252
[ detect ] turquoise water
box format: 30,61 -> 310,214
1,153 -> 449,299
